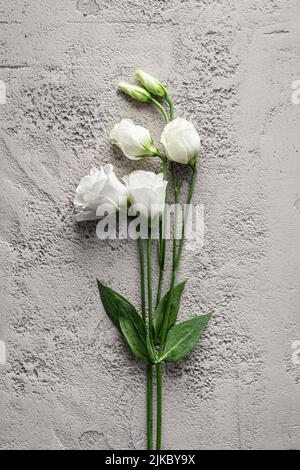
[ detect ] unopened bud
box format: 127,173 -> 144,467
117,82 -> 152,103
135,69 -> 167,98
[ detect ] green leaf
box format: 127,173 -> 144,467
159,312 -> 212,363
97,280 -> 146,344
155,280 -> 187,343
119,315 -> 149,364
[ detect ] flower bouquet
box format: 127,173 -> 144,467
74,69 -> 212,450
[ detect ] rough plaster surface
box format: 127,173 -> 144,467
0,0 -> 300,450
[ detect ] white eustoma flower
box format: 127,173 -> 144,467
161,118 -> 201,164
123,170 -> 167,223
110,118 -> 157,160
135,69 -> 167,98
74,165 -> 128,222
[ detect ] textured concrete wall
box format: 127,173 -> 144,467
0,0 -> 300,450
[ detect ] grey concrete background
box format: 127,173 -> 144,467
0,0 -> 300,450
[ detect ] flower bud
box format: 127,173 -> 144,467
117,82 -> 152,103
135,69 -> 167,98
110,119 -> 158,160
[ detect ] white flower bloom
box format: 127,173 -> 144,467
161,117 -> 201,164
123,170 -> 167,223
110,118 -> 157,160
135,69 -> 167,98
74,165 -> 128,222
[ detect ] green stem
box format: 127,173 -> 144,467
150,97 -> 169,124
146,365 -> 153,450
159,164 -> 197,352
147,229 -> 154,343
154,94 -> 172,310
166,95 -> 174,120
153,94 -> 174,451
137,238 -> 153,450
175,165 -> 198,269
156,204 -> 178,452
156,362 -> 162,450
159,163 -> 180,350
138,238 -> 146,322
156,256 -> 164,309
146,230 -> 154,450
155,156 -> 168,308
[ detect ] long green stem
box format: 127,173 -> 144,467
175,165 -> 198,269
156,156 -> 168,308
150,97 -> 169,123
159,163 -> 180,351
155,163 -> 181,451
155,165 -> 197,450
156,240 -> 164,308
146,230 -> 154,450
154,97 -> 174,450
155,168 -> 180,452
156,362 -> 162,450
153,90 -> 170,311
166,95 -> 174,120
137,238 -> 153,450
159,163 -> 197,352
138,238 -> 146,322
147,231 -> 153,342
155,97 -> 170,308
146,364 -> 153,450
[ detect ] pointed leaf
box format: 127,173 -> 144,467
155,280 -> 187,343
97,280 -> 146,344
119,315 -> 149,364
159,312 -> 212,363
